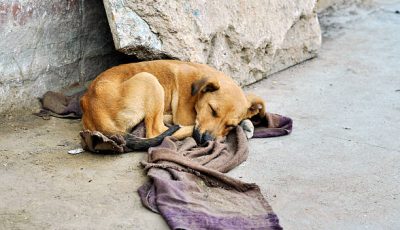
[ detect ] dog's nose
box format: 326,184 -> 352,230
202,131 -> 214,143
193,128 -> 214,145
193,127 -> 202,144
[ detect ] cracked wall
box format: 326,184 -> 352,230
0,0 -> 133,113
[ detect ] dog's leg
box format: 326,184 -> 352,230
163,114 -> 174,126
171,125 -> 194,140
145,110 -> 170,138
141,75 -> 171,139
122,73 -> 179,150
162,114 -> 193,139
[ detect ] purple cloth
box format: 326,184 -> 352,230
138,123 -> 287,230
34,90 -> 85,119
252,113 -> 293,138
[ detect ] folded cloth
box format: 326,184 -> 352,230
252,113 -> 292,138
34,82 -> 89,119
138,126 -> 282,230
79,113 -> 291,230
80,122 -> 146,154
79,113 -> 292,154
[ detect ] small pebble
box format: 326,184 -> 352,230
68,148 -> 84,155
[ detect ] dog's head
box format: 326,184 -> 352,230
191,76 -> 265,144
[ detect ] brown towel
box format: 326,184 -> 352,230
79,113 -> 292,154
138,127 -> 282,229
34,82 -> 89,119
79,114 -> 290,230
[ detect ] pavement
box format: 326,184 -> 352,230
1,1 -> 399,229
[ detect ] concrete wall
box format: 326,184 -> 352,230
317,0 -> 371,12
0,0 -> 134,114
0,0 -> 324,114
103,0 -> 322,86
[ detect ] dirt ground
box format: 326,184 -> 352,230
1,1 -> 400,229
0,115 -> 163,229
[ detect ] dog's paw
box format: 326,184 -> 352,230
240,119 -> 254,139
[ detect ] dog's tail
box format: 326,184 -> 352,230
125,125 -> 180,150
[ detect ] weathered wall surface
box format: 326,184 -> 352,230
1,1 -> 323,113
318,0 -> 347,11
0,0 -> 132,113
317,0 -> 371,12
103,0 -> 322,85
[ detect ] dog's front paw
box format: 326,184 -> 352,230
240,119 -> 254,139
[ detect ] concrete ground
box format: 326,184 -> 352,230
1,1 -> 399,229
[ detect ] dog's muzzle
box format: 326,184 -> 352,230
193,127 -> 214,145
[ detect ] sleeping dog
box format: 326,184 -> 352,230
80,60 -> 265,149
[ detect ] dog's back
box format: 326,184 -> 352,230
81,72 -> 165,136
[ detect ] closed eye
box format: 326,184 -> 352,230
209,105 -> 218,117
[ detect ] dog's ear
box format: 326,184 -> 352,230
246,94 -> 266,118
191,77 -> 220,96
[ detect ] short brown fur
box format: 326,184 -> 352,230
80,60 -> 266,142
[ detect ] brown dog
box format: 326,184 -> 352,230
80,60 -> 265,149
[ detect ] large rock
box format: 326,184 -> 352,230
103,0 -> 322,85
0,0 -> 133,113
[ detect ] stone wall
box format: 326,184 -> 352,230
1,0 -> 323,113
0,0 -> 133,114
317,0 -> 371,12
103,0 -> 322,86
318,0 -> 347,11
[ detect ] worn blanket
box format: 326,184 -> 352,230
139,127 -> 282,230
79,112 -> 291,154
79,113 -> 291,230
37,89 -> 292,229
34,82 -> 89,119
